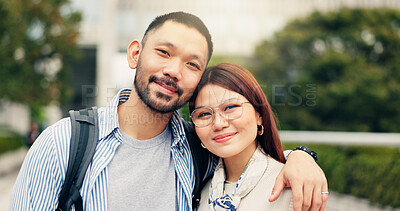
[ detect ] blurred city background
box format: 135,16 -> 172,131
1,0 -> 400,210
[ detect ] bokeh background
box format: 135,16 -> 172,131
1,0 -> 400,210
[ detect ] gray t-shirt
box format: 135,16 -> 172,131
107,126 -> 176,210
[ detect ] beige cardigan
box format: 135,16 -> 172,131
198,157 -> 293,211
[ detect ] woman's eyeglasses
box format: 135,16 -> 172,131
190,100 -> 250,127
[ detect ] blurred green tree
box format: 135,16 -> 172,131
253,8 -> 400,132
0,0 -> 81,121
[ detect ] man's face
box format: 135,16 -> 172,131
130,21 -> 209,113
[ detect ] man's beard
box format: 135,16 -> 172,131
133,60 -> 188,114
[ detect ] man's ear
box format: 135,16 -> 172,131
127,40 -> 142,69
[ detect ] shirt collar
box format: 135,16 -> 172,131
169,111 -> 188,148
97,88 -> 188,146
97,89 -> 128,141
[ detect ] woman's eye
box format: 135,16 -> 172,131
224,104 -> 240,111
198,112 -> 212,118
188,62 -> 200,70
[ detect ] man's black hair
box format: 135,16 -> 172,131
142,11 -> 213,62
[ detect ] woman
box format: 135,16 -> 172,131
189,62 -> 293,210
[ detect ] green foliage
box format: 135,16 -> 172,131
284,143 -> 400,208
179,104 -> 191,122
0,125 -> 24,155
0,0 -> 81,113
208,55 -> 251,67
253,8 -> 400,132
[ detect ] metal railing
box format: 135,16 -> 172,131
279,130 -> 400,146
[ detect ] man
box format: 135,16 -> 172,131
10,12 -> 327,211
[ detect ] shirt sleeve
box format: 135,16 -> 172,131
284,150 -> 292,161
9,119 -> 70,211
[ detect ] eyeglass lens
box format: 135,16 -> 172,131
191,100 -> 247,127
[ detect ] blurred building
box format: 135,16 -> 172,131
69,0 -> 400,107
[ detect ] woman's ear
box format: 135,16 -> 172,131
127,40 -> 142,69
257,114 -> 263,126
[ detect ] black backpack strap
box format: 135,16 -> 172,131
56,107 -> 99,211
182,120 -> 213,209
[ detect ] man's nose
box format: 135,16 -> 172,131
163,59 -> 183,81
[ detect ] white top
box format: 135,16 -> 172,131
198,148 -> 293,211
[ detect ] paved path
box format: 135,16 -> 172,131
0,168 -> 19,211
326,192 -> 400,211
0,147 -> 27,211
1,148 -> 399,211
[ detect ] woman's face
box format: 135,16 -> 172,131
193,84 -> 262,159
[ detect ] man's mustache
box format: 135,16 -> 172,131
149,76 -> 183,96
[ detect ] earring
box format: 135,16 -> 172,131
201,142 -> 207,149
257,125 -> 264,136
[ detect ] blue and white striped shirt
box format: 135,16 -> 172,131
10,89 -> 216,211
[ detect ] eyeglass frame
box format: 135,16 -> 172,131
190,100 -> 251,127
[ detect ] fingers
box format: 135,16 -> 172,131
290,179 -> 303,211
319,178 -> 329,211
320,193 -> 328,211
310,172 -> 329,211
269,172 -> 285,202
302,181 -> 314,211
308,184 -> 322,211
280,149 -> 329,211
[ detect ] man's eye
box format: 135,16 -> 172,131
157,49 -> 170,56
188,62 -> 200,70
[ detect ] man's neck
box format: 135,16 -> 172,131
118,89 -> 173,140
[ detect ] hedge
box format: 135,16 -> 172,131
0,126 -> 24,155
284,143 -> 400,208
